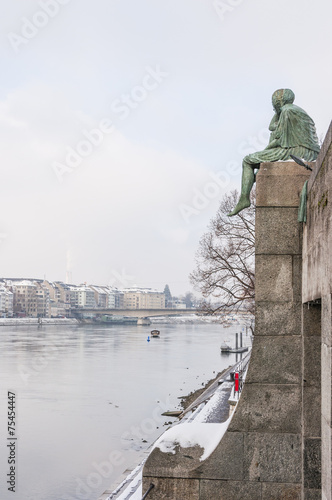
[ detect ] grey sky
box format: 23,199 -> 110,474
0,0 -> 331,295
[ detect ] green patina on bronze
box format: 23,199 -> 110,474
298,180 -> 308,223
228,89 -> 320,216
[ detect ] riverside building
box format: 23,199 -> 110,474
122,288 -> 165,309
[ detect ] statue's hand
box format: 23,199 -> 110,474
269,113 -> 279,131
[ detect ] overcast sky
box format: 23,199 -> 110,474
0,0 -> 331,296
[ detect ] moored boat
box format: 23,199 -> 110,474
220,342 -> 231,352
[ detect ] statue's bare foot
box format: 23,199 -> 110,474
227,197 -> 250,217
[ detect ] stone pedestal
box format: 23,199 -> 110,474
255,162 -> 320,500
142,161 -> 316,499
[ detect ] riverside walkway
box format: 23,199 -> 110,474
99,351 -> 251,500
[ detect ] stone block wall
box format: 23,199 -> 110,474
302,121 -> 332,500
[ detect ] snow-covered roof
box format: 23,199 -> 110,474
13,280 -> 36,287
89,285 -> 108,294
121,287 -> 163,294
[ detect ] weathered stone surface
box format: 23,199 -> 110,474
321,291 -> 331,499
255,302 -> 302,336
303,337 -> 321,386
302,303 -> 322,337
303,386 -> 321,437
302,126 -> 332,302
141,477 -> 199,499
309,121 -> 332,191
246,336 -> 301,384
261,482 -> 301,500
256,207 -> 302,255
304,438 -> 321,489
302,224 -> 329,302
322,294 -> 332,347
200,479 -> 262,500
144,430 -> 245,481
321,420 -> 332,500
303,125 -> 332,500
256,162 -> 311,207
321,343 -> 332,426
304,489 -> 322,500
195,431 -> 244,480
310,121 -> 332,180
243,433 -> 301,483
143,442 -> 204,479
229,385 -> 301,433
292,255 -> 303,300
255,255 -> 293,302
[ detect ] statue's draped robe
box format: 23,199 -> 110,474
244,104 -> 320,167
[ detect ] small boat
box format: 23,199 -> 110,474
162,410 -> 182,417
220,342 -> 231,352
220,342 -> 249,354
151,329 -> 160,338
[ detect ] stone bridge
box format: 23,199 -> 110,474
71,308 -> 199,318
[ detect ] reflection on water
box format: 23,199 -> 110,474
0,322 -> 247,500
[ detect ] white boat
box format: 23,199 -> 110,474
220,342 -> 231,352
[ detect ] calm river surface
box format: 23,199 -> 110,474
0,321 -> 248,500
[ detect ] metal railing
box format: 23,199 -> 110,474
141,483 -> 155,499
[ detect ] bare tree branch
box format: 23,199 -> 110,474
190,189 -> 255,322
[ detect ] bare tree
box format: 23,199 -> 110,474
190,189 -> 255,319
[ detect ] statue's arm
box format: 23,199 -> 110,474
266,113 -> 282,149
269,113 -> 279,131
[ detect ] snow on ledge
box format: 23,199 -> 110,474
153,417 -> 232,462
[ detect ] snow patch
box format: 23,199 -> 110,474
153,419 -> 231,461
194,383 -> 232,422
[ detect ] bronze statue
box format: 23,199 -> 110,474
228,89 -> 320,216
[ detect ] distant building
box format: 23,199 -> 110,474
0,278 -> 169,315
9,280 -> 51,317
122,288 -> 165,309
69,285 -> 96,309
12,280 -> 38,317
90,286 -> 108,308
106,289 -> 116,308
0,286 -> 13,317
49,299 -> 66,318
168,298 -> 187,309
113,289 -> 124,308
86,285 -> 124,309
35,282 -> 50,317
42,281 -> 71,317
55,282 -> 71,315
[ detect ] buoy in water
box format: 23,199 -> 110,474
147,336 -> 150,342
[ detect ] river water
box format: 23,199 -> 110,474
0,321 -> 249,500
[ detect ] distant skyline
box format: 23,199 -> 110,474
0,276 -> 182,297
1,0 -> 331,295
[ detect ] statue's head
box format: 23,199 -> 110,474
272,88 -> 295,113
